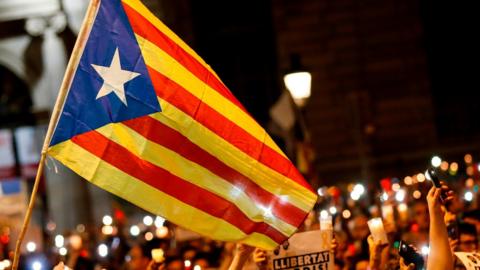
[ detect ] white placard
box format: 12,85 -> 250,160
455,252 -> 480,270
269,230 -> 334,270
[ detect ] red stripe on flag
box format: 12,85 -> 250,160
122,3 -> 247,113
123,116 -> 307,227
147,67 -> 313,192
71,130 -> 287,243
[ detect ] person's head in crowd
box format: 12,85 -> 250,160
166,256 -> 184,270
127,244 -> 151,270
352,254 -> 369,270
463,210 -> 480,235
193,253 -> 210,270
181,245 -> 198,261
411,201 -> 429,230
458,222 -> 478,252
334,258 -> 344,270
350,215 -> 369,241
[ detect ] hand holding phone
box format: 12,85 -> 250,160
398,241 -> 424,270
425,167 -> 447,203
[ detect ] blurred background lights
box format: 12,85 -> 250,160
398,203 -> 407,212
76,224 -> 86,233
26,241 -> 36,253
317,188 -> 324,197
193,265 -> 202,270
102,215 -> 113,226
320,210 -> 329,219
0,260 -> 11,270
350,184 -> 365,200
381,192 -> 389,201
130,225 -> 140,236
70,235 -> 82,250
98,244 -> 109,257
184,260 -> 191,267
466,178 -> 474,188
467,166 -> 474,176
54,235 -> 64,248
464,154 -> 473,164
395,189 -> 406,202
404,176 -> 413,185
392,183 -> 400,192
101,225 -> 114,235
450,162 -> 459,173
32,261 -> 42,270
421,246 -> 430,256
143,216 -> 153,226
156,226 -> 169,238
464,191 -> 473,202
145,232 -> 154,241
59,247 -> 68,256
413,190 -> 422,199
329,206 -> 337,215
416,173 -> 425,182
431,156 -> 442,167
441,161 -> 449,171
342,209 -> 351,219
154,216 -> 165,228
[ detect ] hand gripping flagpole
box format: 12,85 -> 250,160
11,0 -> 100,269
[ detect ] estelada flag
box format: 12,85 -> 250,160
47,0 -> 317,249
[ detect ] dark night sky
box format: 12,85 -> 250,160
420,0 -> 480,140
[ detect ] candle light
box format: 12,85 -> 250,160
381,205 -> 394,224
151,248 -> 165,263
397,203 -> 408,221
367,218 -> 388,244
320,213 -> 333,231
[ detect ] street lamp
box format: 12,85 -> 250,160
283,54 -> 311,107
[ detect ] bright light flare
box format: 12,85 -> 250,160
431,156 -> 442,167
102,215 -> 113,226
130,225 -> 140,236
395,189 -> 406,202
464,191 -> 473,202
98,244 -> 108,257
26,242 -> 36,253
421,246 -> 430,256
55,235 -> 64,248
143,216 -> 153,226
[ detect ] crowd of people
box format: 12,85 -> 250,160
1,164 -> 479,270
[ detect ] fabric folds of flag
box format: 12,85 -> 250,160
47,0 -> 317,249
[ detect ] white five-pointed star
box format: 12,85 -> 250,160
91,48 -> 140,105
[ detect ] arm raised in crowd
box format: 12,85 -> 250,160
426,185 -> 455,270
228,244 -> 255,270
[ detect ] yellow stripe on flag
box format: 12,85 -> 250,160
121,0 -> 222,82
95,122 -> 297,236
135,34 -> 287,160
48,139 -> 280,250
151,99 -> 317,212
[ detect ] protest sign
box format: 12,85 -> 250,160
269,230 -> 333,270
455,252 -> 480,270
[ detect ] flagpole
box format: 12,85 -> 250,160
11,0 -> 100,269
